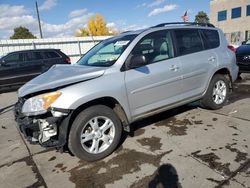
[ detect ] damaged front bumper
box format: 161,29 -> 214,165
14,98 -> 72,148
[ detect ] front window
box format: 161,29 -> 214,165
3,53 -> 23,64
130,30 -> 174,64
78,34 -> 137,67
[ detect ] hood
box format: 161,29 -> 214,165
18,64 -> 107,97
236,44 -> 250,55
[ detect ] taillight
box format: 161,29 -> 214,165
64,57 -> 71,64
228,45 -> 236,53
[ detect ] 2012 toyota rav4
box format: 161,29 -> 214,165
15,22 -> 238,161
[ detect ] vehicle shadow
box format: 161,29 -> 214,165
227,75 -> 250,105
113,104 -> 197,154
148,164 -> 182,188
0,86 -> 20,94
130,104 -> 197,136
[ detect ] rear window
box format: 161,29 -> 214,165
174,29 -> 203,56
43,51 -> 60,59
201,29 -> 220,49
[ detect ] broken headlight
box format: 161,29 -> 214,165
22,91 -> 61,116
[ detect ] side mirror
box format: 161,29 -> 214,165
129,55 -> 147,69
0,59 -> 5,66
242,41 -> 246,45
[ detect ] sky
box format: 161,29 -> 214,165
0,0 -> 210,39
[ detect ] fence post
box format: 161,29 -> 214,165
32,41 -> 36,49
78,40 -> 82,56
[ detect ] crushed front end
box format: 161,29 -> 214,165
14,97 -> 72,148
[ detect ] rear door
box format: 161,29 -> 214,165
21,51 -> 45,82
125,30 -> 183,118
174,28 -> 217,99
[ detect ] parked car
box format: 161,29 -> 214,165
15,22 -> 238,161
236,38 -> 250,74
0,49 -> 71,89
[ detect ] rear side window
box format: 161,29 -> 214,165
44,51 -> 60,59
201,29 -> 220,49
26,52 -> 43,61
174,29 -> 203,56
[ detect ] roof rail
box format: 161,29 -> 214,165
153,22 -> 215,28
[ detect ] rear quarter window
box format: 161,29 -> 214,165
201,29 -> 220,49
174,29 -> 203,56
44,51 -> 60,59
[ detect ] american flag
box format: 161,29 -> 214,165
182,11 -> 188,22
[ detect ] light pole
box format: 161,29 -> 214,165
35,0 -> 43,38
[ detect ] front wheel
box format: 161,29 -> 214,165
201,74 -> 230,110
68,105 -> 122,161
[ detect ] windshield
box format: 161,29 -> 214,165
78,34 -> 137,67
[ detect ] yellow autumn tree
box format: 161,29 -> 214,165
88,14 -> 109,36
75,28 -> 89,37
75,13 -> 110,37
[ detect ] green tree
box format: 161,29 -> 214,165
195,11 -> 210,24
10,26 -> 36,39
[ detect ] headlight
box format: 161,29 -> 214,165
22,91 -> 61,116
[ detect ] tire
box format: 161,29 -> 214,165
201,74 -> 229,110
68,105 -> 122,161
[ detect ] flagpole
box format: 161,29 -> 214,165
35,1 -> 43,38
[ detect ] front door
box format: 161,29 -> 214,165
125,30 -> 183,118
0,52 -> 25,87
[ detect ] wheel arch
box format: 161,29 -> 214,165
203,67 -> 233,98
213,68 -> 233,90
68,97 -> 130,135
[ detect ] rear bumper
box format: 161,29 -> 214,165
14,99 -> 72,148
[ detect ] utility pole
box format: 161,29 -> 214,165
35,1 -> 43,38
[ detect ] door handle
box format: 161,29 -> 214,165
169,65 -> 179,71
208,56 -> 216,62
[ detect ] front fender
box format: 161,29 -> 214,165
51,73 -> 132,122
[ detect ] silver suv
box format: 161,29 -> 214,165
15,22 -> 239,161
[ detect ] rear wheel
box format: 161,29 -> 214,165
68,105 -> 122,161
201,74 -> 229,110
